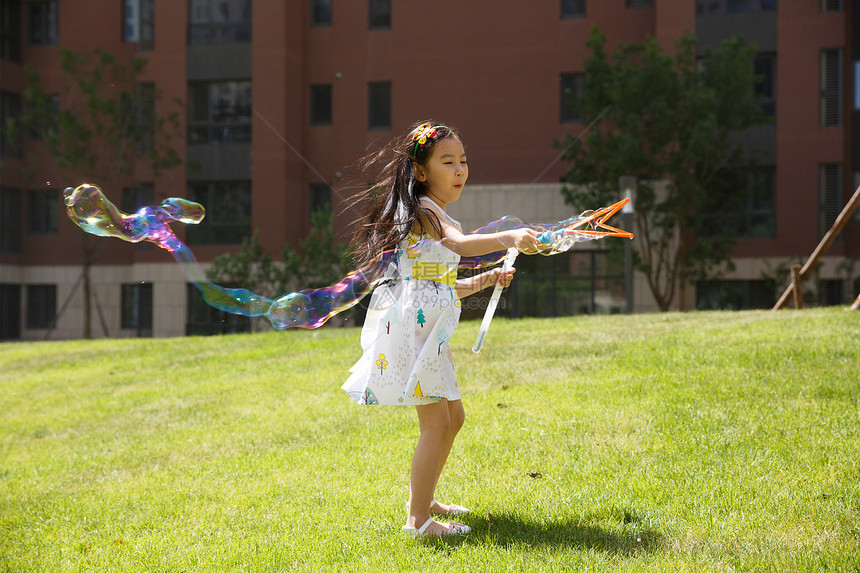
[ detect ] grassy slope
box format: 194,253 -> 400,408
1,309 -> 858,572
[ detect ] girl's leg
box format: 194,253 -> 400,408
406,399 -> 457,534
431,399 -> 465,505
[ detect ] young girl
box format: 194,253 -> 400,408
342,121 -> 541,537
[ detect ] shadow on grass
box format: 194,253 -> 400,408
417,509 -> 664,555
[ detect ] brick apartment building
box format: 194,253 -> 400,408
0,0 -> 857,340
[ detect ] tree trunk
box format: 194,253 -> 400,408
82,261 -> 92,339
81,235 -> 96,339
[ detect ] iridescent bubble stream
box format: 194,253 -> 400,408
63,183 -> 630,329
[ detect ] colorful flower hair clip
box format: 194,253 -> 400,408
411,123 -> 444,158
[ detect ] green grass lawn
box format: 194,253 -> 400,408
1,309 -> 858,572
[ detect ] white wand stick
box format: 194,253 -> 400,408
472,248 -> 518,353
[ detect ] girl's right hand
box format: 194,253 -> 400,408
502,229 -> 541,254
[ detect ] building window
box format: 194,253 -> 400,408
28,1 -> 57,45
186,181 -> 251,245
696,280 -> 775,310
0,284 -> 21,341
626,0 -> 652,7
504,250 -> 625,318
139,0 -> 154,50
186,283 -> 250,335
819,49 -> 842,127
122,183 -> 155,250
855,171 -> 860,222
855,61 -> 860,110
309,84 -> 333,125
28,188 -> 58,234
1,0 -> 23,63
0,186 -> 22,254
189,0 -> 251,45
697,0 -> 775,13
740,167 -> 776,238
309,183 -> 332,222
188,80 -> 252,144
123,0 -> 154,50
754,54 -> 776,117
820,0 -> 842,12
818,279 -> 843,306
560,73 -> 583,123
123,0 -> 139,42
311,0 -> 332,26
561,0 -> 585,18
819,163 -> 842,239
1,91 -> 22,158
368,0 -> 390,29
124,82 -> 156,152
26,93 -> 58,141
121,183 -> 155,213
368,81 -> 391,130
25,284 -> 56,329
121,283 -> 153,334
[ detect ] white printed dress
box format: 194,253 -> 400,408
342,197 -> 462,405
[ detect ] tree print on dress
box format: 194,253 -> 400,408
376,353 -> 388,374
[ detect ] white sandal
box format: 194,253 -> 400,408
402,517 -> 471,538
431,499 -> 471,517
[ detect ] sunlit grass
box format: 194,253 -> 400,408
1,309 -> 858,571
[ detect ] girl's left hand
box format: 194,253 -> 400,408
489,266 -> 516,288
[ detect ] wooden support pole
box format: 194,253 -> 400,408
790,264 -> 803,309
773,184 -> 860,310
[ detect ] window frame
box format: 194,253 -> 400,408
368,81 -> 391,131
186,181 -> 252,245
820,0 -> 842,13
561,0 -> 586,19
0,91 -> 23,158
738,166 -> 776,239
560,72 -> 584,124
27,0 -> 57,46
754,53 -> 776,118
310,0 -> 332,26
28,188 -> 58,235
819,162 -> 842,239
1,0 -> 23,62
25,284 -> 56,329
368,0 -> 391,30
187,0 -> 251,45
188,80 -> 253,144
123,0 -> 139,43
309,182 -> 332,223
309,84 -> 333,126
819,48 -> 843,128
0,186 -> 22,254
121,282 -> 153,334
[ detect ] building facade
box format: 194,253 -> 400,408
0,0 -> 857,340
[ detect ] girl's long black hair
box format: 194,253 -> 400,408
350,120 -> 461,267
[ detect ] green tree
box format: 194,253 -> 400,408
284,206 -> 354,292
4,48 -> 184,337
560,27 -> 769,311
206,206 -> 353,328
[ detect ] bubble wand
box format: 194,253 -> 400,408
471,197 -> 633,353
472,247 -> 518,353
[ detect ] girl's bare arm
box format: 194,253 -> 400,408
455,267 -> 515,299
418,202 -> 540,257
